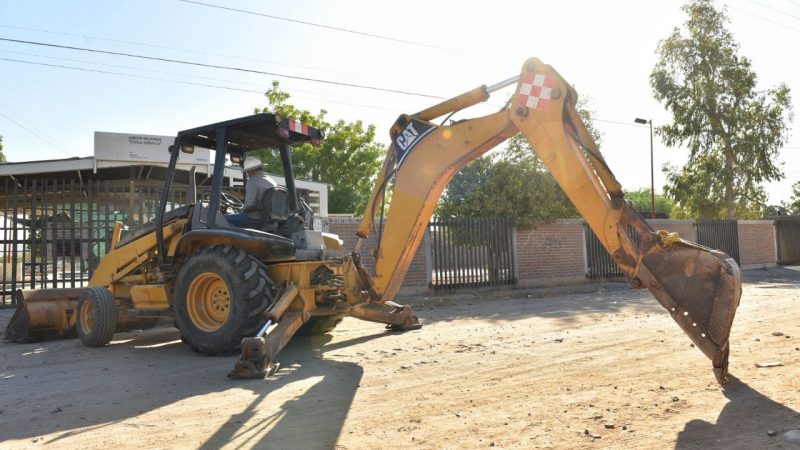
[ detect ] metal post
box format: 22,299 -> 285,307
635,117 -> 656,219
279,143 -> 299,212
649,120 -> 655,219
207,127 -> 229,227
189,166 -> 197,204
156,139 -> 181,264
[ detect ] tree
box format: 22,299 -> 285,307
0,135 -> 5,163
253,81 -> 384,215
624,188 -> 675,217
790,181 -> 800,215
436,146 -> 579,229
436,97 -> 600,229
650,0 -> 793,219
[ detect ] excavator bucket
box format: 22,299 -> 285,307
4,288 -> 88,343
637,239 -> 742,384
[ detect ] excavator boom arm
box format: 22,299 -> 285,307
356,57 -> 741,383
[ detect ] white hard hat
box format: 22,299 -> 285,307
243,156 -> 263,172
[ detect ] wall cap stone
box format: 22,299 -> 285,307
737,220 -> 775,225
553,219 -> 585,225
646,219 -> 694,225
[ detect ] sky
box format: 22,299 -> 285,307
0,0 -> 798,204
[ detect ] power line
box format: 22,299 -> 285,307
0,23 -> 348,74
0,37 -> 676,136
0,56 -> 428,115
0,56 -> 263,94
0,54 -> 644,138
0,52 -> 662,137
724,2 -> 800,33
0,107 -> 73,156
0,48 -> 411,104
0,49 -> 270,89
745,0 -> 800,22
0,36 -> 446,100
178,0 -> 450,51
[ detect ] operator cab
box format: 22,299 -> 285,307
179,113 -> 321,233
155,114 -> 325,264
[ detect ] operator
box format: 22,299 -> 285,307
225,156 -> 277,228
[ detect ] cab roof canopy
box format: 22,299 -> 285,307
177,113 -> 324,156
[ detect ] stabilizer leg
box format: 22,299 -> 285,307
228,311 -> 306,379
347,302 -> 422,331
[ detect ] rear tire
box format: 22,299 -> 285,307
297,315 -> 343,336
173,245 -> 275,355
76,287 -> 118,347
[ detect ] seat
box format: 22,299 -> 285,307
260,187 -> 289,232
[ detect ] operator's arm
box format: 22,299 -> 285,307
242,181 -> 259,213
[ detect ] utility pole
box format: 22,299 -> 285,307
634,118 -> 656,219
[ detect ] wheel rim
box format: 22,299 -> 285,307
79,300 -> 94,335
186,272 -> 231,332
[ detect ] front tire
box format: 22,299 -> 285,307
76,286 -> 118,347
173,245 -> 275,355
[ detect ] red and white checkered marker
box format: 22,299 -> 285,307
288,119 -> 309,135
517,72 -> 556,111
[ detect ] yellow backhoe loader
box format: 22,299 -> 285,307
5,57 -> 741,384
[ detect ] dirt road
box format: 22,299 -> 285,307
1,267 -> 799,449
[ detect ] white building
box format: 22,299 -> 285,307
0,131 -> 329,215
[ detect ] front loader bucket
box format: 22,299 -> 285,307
4,288 -> 88,343
638,240 -> 742,384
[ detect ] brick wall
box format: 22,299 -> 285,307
514,219 -> 586,287
737,220 -> 777,269
324,217 -> 429,294
323,217 -> 780,296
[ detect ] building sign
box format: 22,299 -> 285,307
94,132 -> 211,165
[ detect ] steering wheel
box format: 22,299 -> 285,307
201,191 -> 244,212
220,192 -> 244,211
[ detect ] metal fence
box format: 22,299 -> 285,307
775,217 -> 800,265
428,217 -> 516,290
695,219 -> 740,265
586,219 -> 743,279
0,178 -> 243,305
584,224 -> 641,279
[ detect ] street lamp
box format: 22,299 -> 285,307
634,117 -> 655,219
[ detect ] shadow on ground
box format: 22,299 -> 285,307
408,266 -> 800,327
1,267 -> 797,447
199,332 -> 384,449
675,375 -> 799,449
411,281 -> 663,327
0,328 -> 391,448
741,265 -> 800,287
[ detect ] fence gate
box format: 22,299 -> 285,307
695,220 -> 741,265
429,217 -> 516,290
0,178 -> 243,305
584,224 -> 641,279
775,218 -> 800,265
